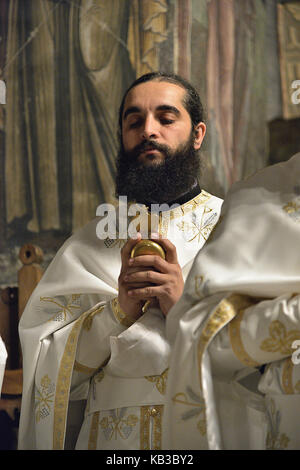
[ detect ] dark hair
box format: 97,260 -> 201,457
118,72 -> 204,136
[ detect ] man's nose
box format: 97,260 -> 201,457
142,115 -> 159,140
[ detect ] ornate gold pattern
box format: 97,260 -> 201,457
140,406 -> 151,450
282,357 -> 295,394
35,374 -> 55,423
140,405 -> 163,450
53,304 -> 101,449
176,206 -> 217,243
194,275 -> 206,298
40,294 -> 81,322
111,297 -> 135,327
169,191 -> 212,221
172,387 -> 206,436
282,201 -> 300,222
228,298 -> 261,368
266,399 -> 290,450
73,360 -> 98,375
100,408 -> 139,441
260,320 -> 300,355
152,405 -> 163,450
82,304 -> 105,331
88,411 -> 100,450
282,358 -> 300,394
145,368 -> 169,395
198,294 -> 252,388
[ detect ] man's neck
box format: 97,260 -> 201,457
142,180 -> 201,212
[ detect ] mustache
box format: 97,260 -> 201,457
129,140 -> 171,160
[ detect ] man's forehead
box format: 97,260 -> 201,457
123,81 -> 186,115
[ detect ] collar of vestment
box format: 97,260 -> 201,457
140,181 -> 201,212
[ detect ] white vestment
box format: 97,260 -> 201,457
163,153 -> 300,450
18,190 -> 223,450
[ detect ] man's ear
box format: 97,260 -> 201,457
193,122 -> 206,150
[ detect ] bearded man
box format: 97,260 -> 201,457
18,72 -> 223,450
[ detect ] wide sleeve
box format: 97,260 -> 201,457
70,298 -> 135,393
208,293 -> 300,378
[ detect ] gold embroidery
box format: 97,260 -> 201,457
41,294 -> 81,322
145,368 -> 169,395
282,358 -> 300,394
260,320 -> 300,355
266,399 -> 290,450
104,238 -> 127,249
198,294 -> 252,388
172,388 -> 206,436
169,191 -> 212,221
152,405 -> 163,450
73,360 -> 98,375
88,411 -> 100,450
140,406 -> 163,450
35,374 -> 55,423
283,201 -> 300,213
176,206 -> 217,243
194,275 -> 207,298
295,381 -> 300,393
53,304 -> 100,449
111,297 -> 135,327
94,369 -> 105,383
228,299 -> 261,368
282,357 -> 295,394
140,406 -> 151,450
82,305 -> 105,331
282,200 -> 300,223
100,408 -> 139,441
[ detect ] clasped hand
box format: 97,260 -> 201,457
118,233 -> 184,320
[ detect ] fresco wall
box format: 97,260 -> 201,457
0,0 -> 299,286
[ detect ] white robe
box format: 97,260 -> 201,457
163,153 -> 300,450
18,190 -> 223,450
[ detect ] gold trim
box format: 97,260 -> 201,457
88,411 -> 100,450
139,405 -> 163,450
152,405 -> 163,450
111,297 -> 135,327
140,406 -> 150,450
145,368 -> 169,395
82,304 -> 105,331
282,357 -> 294,394
228,298 -> 261,368
156,190 -> 213,238
53,304 -> 104,449
73,360 -> 98,375
198,294 -> 258,388
169,190 -> 212,221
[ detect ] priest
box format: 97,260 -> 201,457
18,72 -> 223,449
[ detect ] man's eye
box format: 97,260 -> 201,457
160,118 -> 174,125
129,120 -> 142,128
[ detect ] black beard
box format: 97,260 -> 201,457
115,132 -> 201,205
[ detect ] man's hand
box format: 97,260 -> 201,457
118,233 -> 152,322
123,235 -> 184,316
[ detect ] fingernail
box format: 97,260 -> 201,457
129,258 -> 134,265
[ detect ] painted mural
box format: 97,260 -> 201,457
0,0 -> 296,286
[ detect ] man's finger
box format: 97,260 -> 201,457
120,232 -> 142,266
149,234 -> 178,264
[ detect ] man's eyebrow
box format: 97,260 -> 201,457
123,104 -> 181,121
156,105 -> 180,116
123,106 -> 141,121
